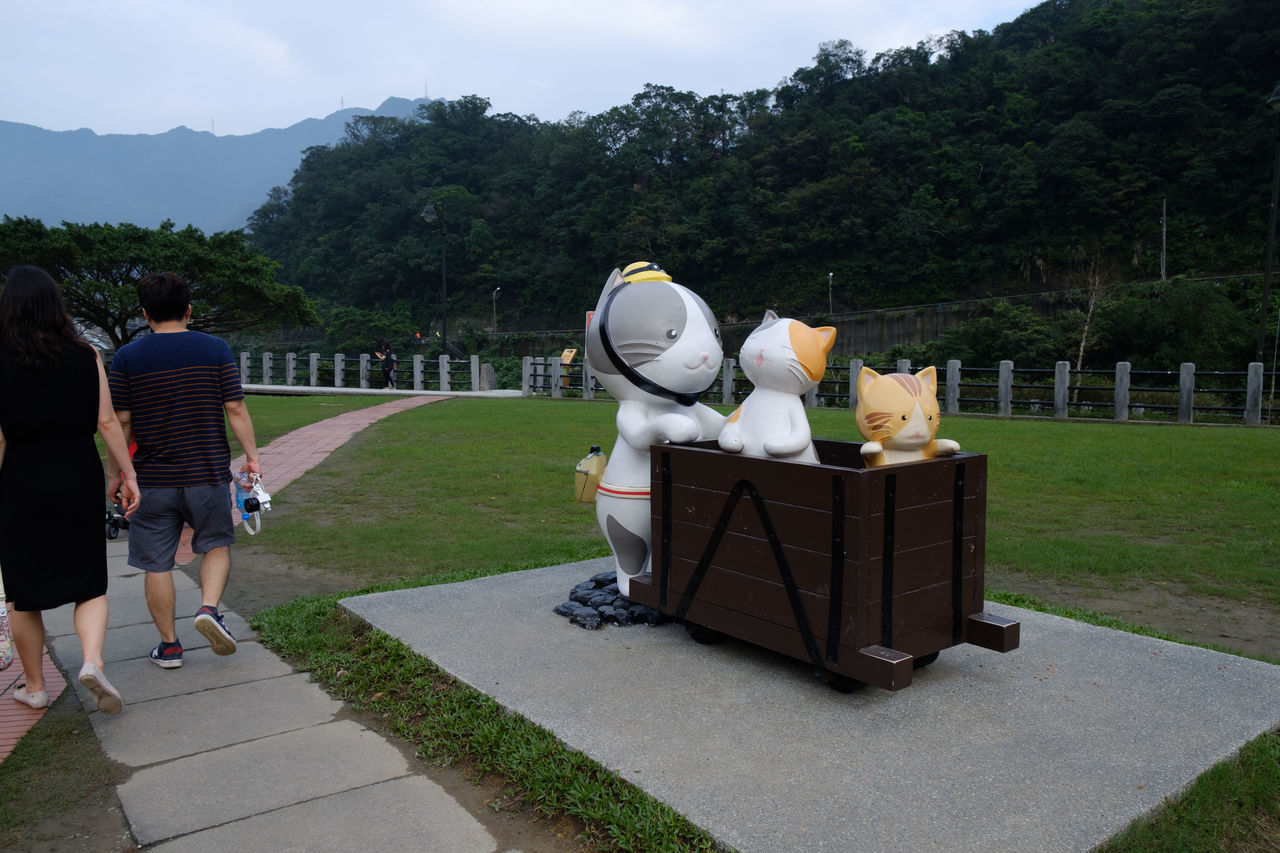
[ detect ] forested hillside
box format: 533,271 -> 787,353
248,0 -> 1280,367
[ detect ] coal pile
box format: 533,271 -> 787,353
553,571 -> 669,629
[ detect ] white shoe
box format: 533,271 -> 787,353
78,662 -> 123,715
13,686 -> 49,709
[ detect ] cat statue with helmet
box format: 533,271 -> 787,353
584,262 -> 726,596
718,310 -> 836,464
855,366 -> 960,466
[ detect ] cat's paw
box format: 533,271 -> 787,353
860,440 -> 883,457
936,438 -> 960,456
654,413 -> 700,445
718,431 -> 744,453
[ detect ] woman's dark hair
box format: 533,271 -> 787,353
137,271 -> 191,323
0,265 -> 90,369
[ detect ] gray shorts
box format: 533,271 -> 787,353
127,483 -> 236,572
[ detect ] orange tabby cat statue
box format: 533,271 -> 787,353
855,366 -> 960,466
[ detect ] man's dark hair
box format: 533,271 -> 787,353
138,272 -> 191,323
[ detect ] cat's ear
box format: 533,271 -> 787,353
916,365 -> 938,395
858,366 -> 881,394
594,268 -> 625,312
761,309 -> 779,325
814,326 -> 836,356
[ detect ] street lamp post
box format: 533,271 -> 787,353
492,286 -> 501,332
828,271 -> 833,315
1256,84 -> 1280,364
421,203 -> 448,355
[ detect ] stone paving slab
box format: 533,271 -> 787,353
62,642 -> 293,706
343,558 -> 1280,853
88,672 -> 342,766
117,720 -> 414,845
146,775 -> 497,853
48,609 -> 255,667
43,571 -> 199,638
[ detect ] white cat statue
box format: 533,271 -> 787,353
718,311 -> 836,464
583,262 -> 726,596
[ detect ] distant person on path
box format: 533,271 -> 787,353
0,265 -> 139,714
375,340 -> 396,389
107,272 -> 260,669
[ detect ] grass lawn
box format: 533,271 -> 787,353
237,397 -> 1280,852
58,394 -> 1280,851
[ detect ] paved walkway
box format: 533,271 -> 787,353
1,394 -> 505,850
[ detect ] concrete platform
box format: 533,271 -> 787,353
343,557 -> 1280,853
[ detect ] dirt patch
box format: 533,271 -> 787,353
987,568 -> 1280,662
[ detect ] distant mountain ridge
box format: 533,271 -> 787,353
0,97 -> 433,234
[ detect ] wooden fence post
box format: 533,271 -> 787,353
334,353 -> 345,387
413,354 -> 424,390
583,358 -> 595,401
896,358 -> 911,374
308,353 -> 319,387
470,355 -> 480,391
239,352 -> 250,385
1178,363 -> 1195,424
261,352 -> 274,386
1114,362 -> 1131,422
1053,361 -> 1069,419
722,358 -> 736,406
1245,362 -> 1263,426
998,361 -> 1013,417
849,359 -> 863,410
358,353 -> 370,388
285,352 -> 297,386
439,355 -> 451,393
945,359 -> 960,414
521,357 -> 533,395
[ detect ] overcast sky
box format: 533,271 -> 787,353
2,0 -> 1033,138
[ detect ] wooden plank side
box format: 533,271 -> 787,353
665,482 -> 848,544
863,576 -> 979,640
662,555 -> 861,647
677,596 -> 913,687
656,444 -> 867,512
665,519 -> 851,595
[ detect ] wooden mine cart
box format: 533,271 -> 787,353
626,439 -> 1019,692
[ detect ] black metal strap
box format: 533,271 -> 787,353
674,478 -> 825,670
826,475 -> 845,663
951,462 -> 967,643
880,474 -> 897,648
659,451 -> 673,606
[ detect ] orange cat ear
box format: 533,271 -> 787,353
858,366 -> 881,395
815,326 -> 836,356
916,365 -> 938,395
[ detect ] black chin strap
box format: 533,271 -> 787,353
597,283 -> 706,407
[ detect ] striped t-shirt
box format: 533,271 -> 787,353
108,330 -> 243,488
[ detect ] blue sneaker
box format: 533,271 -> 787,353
149,640 -> 184,669
194,606 -> 237,656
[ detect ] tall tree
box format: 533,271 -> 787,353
0,217 -> 316,349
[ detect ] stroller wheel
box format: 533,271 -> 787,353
106,520 -> 120,540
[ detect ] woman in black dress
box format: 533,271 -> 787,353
0,265 -> 140,714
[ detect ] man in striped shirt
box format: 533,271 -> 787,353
107,272 -> 261,669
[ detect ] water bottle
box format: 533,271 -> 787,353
234,474 -> 261,519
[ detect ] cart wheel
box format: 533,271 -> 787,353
685,623 -> 724,645
822,672 -> 865,694
912,652 -> 940,670
106,520 -> 120,540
